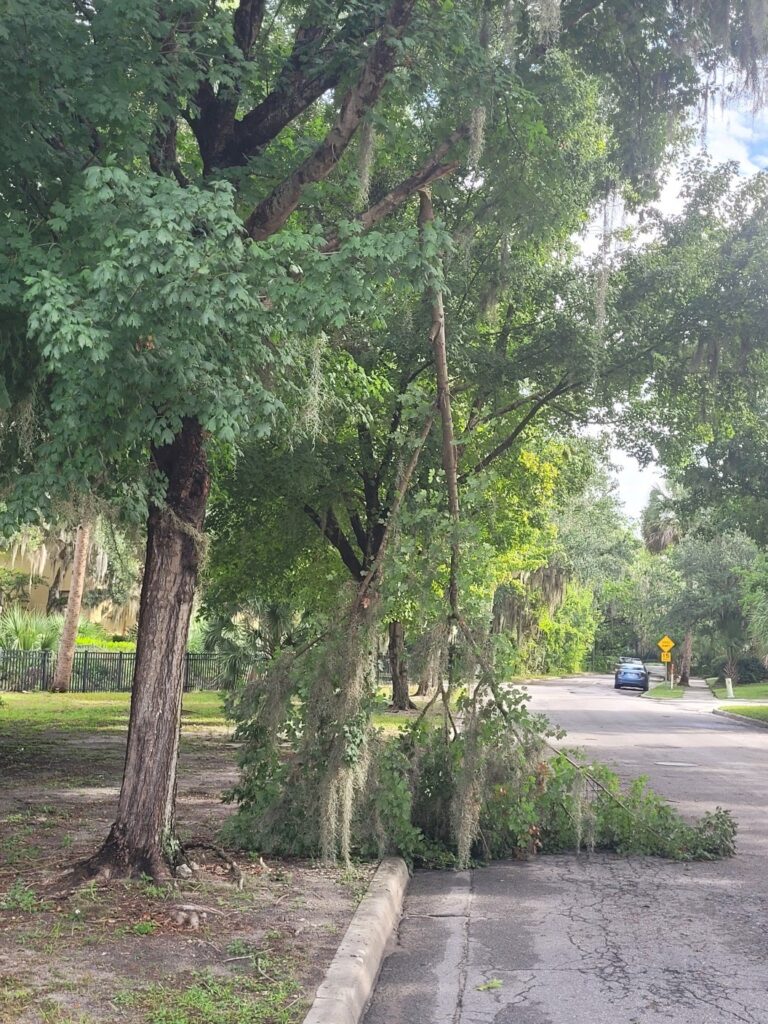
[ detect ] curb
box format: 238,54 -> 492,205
302,857 -> 409,1024
713,709 -> 768,730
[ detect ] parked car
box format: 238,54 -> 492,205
614,658 -> 650,691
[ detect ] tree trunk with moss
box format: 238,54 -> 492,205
51,521 -> 91,693
678,631 -> 693,686
389,620 -> 415,710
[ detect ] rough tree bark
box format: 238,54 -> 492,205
51,521 -> 91,693
82,418 -> 209,879
389,619 -> 415,710
678,631 -> 692,686
419,188 -> 460,614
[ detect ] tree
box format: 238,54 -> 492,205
3,0 -> 768,877
2,0 -> 443,877
638,486 -> 697,683
615,163 -> 768,535
669,533 -> 757,682
52,521 -> 92,692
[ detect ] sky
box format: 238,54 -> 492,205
601,101 -> 768,521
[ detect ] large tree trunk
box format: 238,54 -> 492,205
678,631 -> 692,686
389,620 -> 415,710
83,418 -> 209,880
51,521 -> 91,692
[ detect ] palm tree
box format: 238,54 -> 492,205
641,485 -> 683,554
52,521 -> 92,692
640,485 -> 693,685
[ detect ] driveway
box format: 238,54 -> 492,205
364,675 -> 768,1024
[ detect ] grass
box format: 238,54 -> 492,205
712,682 -> 768,701
643,685 -> 686,700
113,965 -> 304,1024
719,705 -> 768,722
370,695 -> 446,734
0,691 -> 227,734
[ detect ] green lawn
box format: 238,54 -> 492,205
719,705 -> 768,722
0,690 -> 227,734
643,685 -> 686,700
713,683 -> 768,701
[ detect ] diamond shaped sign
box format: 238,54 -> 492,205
657,635 -> 675,653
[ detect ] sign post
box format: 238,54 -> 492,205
657,636 -> 676,686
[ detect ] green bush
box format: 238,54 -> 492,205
75,619 -> 111,643
75,637 -> 136,651
0,607 -> 62,650
711,655 -> 767,684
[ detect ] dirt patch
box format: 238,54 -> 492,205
0,700 -> 371,1024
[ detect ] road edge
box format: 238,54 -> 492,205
302,857 -> 409,1024
713,709 -> 768,729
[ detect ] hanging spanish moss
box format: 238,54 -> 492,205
302,332 -> 327,441
594,191 -> 620,333
468,105 -> 487,171
531,0 -> 560,44
501,1 -> 519,64
412,621 -> 451,695
311,593 -> 379,863
357,119 -> 376,209
227,586 -> 381,864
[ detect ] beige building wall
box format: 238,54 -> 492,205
0,548 -> 138,635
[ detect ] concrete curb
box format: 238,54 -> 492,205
713,709 -> 768,730
302,857 -> 409,1024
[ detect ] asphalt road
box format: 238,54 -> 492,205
364,675 -> 768,1024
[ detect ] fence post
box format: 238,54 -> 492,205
82,649 -> 89,692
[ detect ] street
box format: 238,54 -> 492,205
364,676 -> 768,1024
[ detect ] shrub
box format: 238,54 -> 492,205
75,637 -> 136,651
710,655 -> 767,684
0,607 -> 62,650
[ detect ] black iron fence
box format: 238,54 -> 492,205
0,649 -> 235,693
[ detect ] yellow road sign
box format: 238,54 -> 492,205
658,635 -> 675,653
660,651 -> 672,663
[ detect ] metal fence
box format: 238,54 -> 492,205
0,649 -> 234,693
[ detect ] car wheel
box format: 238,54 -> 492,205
642,684 -> 649,692
614,682 -> 620,689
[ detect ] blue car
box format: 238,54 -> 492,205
614,659 -> 649,691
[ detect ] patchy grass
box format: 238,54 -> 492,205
713,683 -> 768,701
643,686 -> 686,700
0,692 -> 367,1024
114,964 -> 303,1024
0,690 -> 227,735
719,705 -> 768,722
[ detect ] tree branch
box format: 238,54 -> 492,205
459,380 -> 570,482
304,505 -> 364,579
349,511 -> 370,559
233,0 -> 266,56
356,408 -> 436,604
322,126 -> 468,252
420,187 -> 460,617
245,0 -> 416,240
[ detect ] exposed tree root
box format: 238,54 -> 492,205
181,839 -> 244,889
389,699 -> 418,711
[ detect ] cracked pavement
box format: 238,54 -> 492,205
363,676 -> 768,1023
